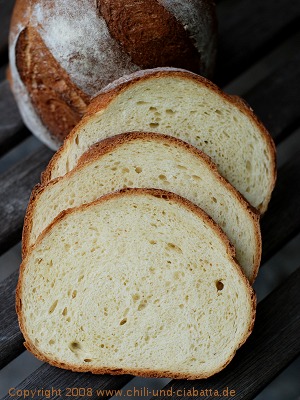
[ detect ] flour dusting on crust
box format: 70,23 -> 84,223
158,0 -> 216,76
32,0 -> 139,97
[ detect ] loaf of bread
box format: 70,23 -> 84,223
43,68 -> 276,213
17,188 -> 255,379
9,0 -> 217,148
23,132 -> 261,282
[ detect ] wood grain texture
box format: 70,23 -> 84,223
0,270 -> 23,369
0,146 -> 53,256
147,266 -> 300,400
1,363 -> 133,400
261,152 -> 300,263
216,0 -> 300,84
0,80 -> 30,155
244,50 -> 300,144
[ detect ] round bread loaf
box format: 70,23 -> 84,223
9,0 -> 217,148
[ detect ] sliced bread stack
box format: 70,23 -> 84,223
18,68 -> 276,379
18,188 -> 256,379
43,68 -> 276,213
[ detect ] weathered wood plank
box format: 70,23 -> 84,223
1,363 -> 133,400
261,150 -> 300,263
149,266 -> 300,400
0,80 -> 30,155
216,0 -> 300,85
0,270 -> 23,369
243,50 -> 300,143
0,146 -> 53,256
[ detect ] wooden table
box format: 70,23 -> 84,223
0,0 -> 300,398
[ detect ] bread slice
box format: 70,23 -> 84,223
42,68 -> 276,213
24,132 -> 261,282
17,188 -> 256,379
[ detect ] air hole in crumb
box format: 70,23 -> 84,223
49,339 -> 55,345
149,123 -> 159,128
192,175 -> 201,181
149,106 -> 157,111
64,244 -> 71,252
84,359 -> 92,362
132,293 -> 140,301
149,240 -> 157,245
49,300 -> 58,314
216,281 -> 224,291
72,290 -> 77,298
167,243 -> 183,254
62,307 -> 68,316
138,301 -> 147,311
75,135 -> 79,145
246,160 -> 252,171
69,341 -> 81,352
120,318 -> 127,325
165,109 -> 175,114
135,166 -> 142,173
158,174 -> 167,181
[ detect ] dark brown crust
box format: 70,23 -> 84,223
24,131 -> 261,283
15,26 -> 89,143
98,0 -> 203,73
17,188 -> 256,379
42,68 -> 277,214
